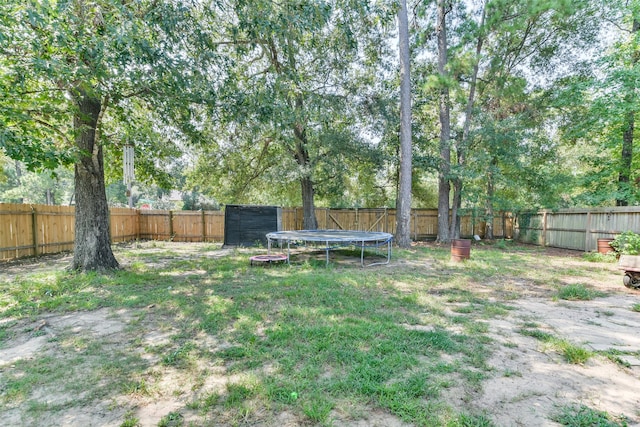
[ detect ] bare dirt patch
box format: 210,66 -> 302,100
477,295 -> 640,426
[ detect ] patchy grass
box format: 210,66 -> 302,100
551,403 -> 629,427
518,327 -> 593,364
556,283 -> 606,301
0,241 -> 632,426
582,252 -> 617,263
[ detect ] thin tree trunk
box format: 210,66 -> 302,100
618,18 -> 639,206
437,0 -> 451,243
71,88 -> 119,271
45,188 -> 55,205
451,1 -> 486,239
618,110 -> 634,206
14,161 -> 23,203
485,159 -> 495,240
396,0 -> 412,248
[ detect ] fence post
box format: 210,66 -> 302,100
136,210 -> 141,241
108,209 -> 112,243
169,211 -> 174,241
541,211 -> 547,247
413,209 -> 417,241
502,212 -> 506,239
385,208 -> 388,233
585,211 -> 592,252
202,210 -> 206,242
31,207 -> 38,257
355,207 -> 358,230
325,208 -> 328,230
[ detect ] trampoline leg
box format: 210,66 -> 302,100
326,240 -> 329,266
287,241 -> 291,265
361,241 -> 365,267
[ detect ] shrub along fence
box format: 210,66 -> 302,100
0,203 -> 512,261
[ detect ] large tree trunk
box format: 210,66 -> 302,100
450,2 -> 486,239
293,110 -> 318,230
300,175 -> 317,229
395,0 -> 412,248
436,0 -> 451,243
71,89 -> 119,271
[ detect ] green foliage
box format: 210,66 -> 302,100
0,0 -> 219,189
610,231 -> 640,255
187,0 -> 395,209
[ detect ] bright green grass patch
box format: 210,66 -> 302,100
447,412 -> 496,426
519,327 -> 592,364
631,303 -> 640,312
158,411 -> 183,427
582,252 -> 617,263
556,283 -> 605,301
119,411 -> 140,427
551,403 -> 629,427
559,342 -> 592,364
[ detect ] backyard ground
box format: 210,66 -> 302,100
0,241 -> 639,427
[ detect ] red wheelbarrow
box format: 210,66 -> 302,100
618,255 -> 640,289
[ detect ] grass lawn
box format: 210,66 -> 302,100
0,240 -> 637,427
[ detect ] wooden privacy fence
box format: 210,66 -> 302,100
515,207 -> 640,251
0,204 -> 225,261
5,203 -> 640,261
0,203 -> 511,261
281,208 -> 512,241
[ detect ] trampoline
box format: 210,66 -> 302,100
266,230 -> 393,267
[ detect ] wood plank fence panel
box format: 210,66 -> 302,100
0,202 -> 521,263
413,210 -> 437,239
204,211 -> 224,242
110,208 -> 138,243
586,208 -> 640,250
0,204 -> 36,260
545,211 -> 588,251
358,208 -> 390,232
515,207 -> 640,251
37,205 -> 75,255
139,210 -> 171,241
515,213 -> 544,246
172,211 -> 205,242
281,208 -> 296,231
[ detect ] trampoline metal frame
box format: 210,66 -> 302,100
266,229 -> 393,267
